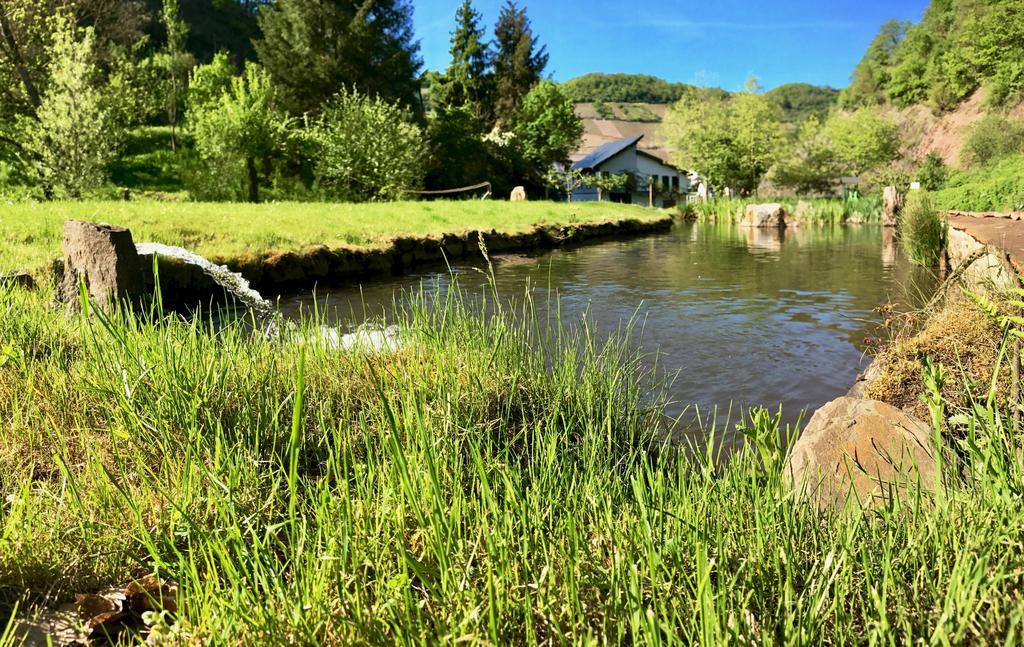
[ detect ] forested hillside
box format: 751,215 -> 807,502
841,0 -> 1024,111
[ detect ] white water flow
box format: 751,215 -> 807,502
135,243 -> 274,317
136,242 -> 400,352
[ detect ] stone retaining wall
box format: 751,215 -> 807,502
945,212 -> 1022,290
224,216 -> 674,294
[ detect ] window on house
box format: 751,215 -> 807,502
672,176 -> 680,190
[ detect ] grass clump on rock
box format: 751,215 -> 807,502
900,191 -> 947,266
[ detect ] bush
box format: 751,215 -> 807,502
917,152 -> 947,191
961,114 -> 1024,168
934,153 -> 1024,212
901,191 -> 946,266
309,88 -> 426,202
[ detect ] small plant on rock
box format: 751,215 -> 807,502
901,191 -> 946,266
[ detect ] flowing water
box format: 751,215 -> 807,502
279,222 -> 935,431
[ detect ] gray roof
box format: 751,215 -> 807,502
571,135 -> 644,171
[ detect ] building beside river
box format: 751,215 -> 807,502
570,135 -> 690,207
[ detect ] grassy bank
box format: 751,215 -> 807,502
1,276 -> 1023,644
0,200 -> 662,275
934,153 -> 1024,213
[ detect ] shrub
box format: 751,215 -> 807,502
901,191 -> 946,266
961,114 -> 1024,168
917,152 -> 947,191
934,154 -> 1024,212
22,15 -> 123,199
309,88 -> 426,202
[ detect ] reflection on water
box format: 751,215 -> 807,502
280,222 -> 935,431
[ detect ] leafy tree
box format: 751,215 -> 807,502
772,116 -> 840,194
822,107 -> 900,177
191,62 -> 292,202
543,166 -> 585,201
917,152 -> 948,190
492,1 -> 547,124
186,51 -> 235,118
512,81 -> 582,180
308,88 -> 426,202
20,14 -> 122,198
436,0 -> 492,121
839,20 -> 908,108
155,0 -> 194,151
662,82 -> 786,193
590,171 -> 631,202
254,0 -> 422,116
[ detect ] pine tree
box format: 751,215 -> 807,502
438,0 -> 492,120
492,1 -> 547,124
254,0 -> 422,116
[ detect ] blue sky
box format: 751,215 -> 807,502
413,0 -> 931,91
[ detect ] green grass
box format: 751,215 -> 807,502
901,192 -> 948,267
693,197 -> 882,225
934,153 -> 1024,212
0,199 -> 661,274
0,273 -> 1023,643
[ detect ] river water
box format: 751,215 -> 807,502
279,222 -> 935,430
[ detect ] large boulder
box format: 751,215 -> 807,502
58,221 -> 143,310
882,186 -> 903,227
740,203 -> 789,228
785,397 -> 936,510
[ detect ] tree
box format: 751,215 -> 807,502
772,116 -> 841,194
512,81 -> 582,180
21,14 -> 122,198
839,19 -> 908,108
191,62 -> 291,202
590,171 -> 631,202
917,152 -> 948,190
186,51 -> 235,118
308,88 -> 426,202
822,107 -> 900,177
155,0 -> 194,151
254,0 -> 422,116
662,82 -> 786,193
543,166 -> 585,201
426,104 -> 493,192
492,1 -> 547,124
436,0 -> 492,120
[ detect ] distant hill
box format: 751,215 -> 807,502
764,83 -> 840,124
563,73 -> 730,104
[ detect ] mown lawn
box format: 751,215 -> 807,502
0,200 -> 661,274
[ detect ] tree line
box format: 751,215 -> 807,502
662,78 -> 901,196
0,0 -> 582,202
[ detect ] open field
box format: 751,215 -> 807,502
0,200 -> 663,275
1,276 -> 1023,643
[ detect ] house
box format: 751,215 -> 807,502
569,135 -> 690,207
